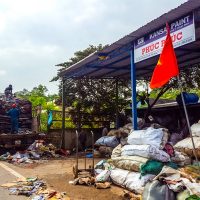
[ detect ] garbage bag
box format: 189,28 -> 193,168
121,144 -> 170,162
140,160 -> 178,176
174,137 -> 200,159
127,127 -> 164,148
95,136 -> 119,148
110,168 -> 155,194
95,170 -> 111,183
142,180 -> 176,200
191,121 -> 200,137
99,146 -> 113,156
112,155 -> 148,172
111,144 -> 122,159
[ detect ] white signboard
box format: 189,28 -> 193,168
134,12 -> 195,63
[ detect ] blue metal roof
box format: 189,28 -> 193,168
59,0 -> 200,80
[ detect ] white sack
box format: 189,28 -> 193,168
95,136 -> 119,148
110,168 -> 129,186
121,144 -> 170,162
127,127 -> 163,148
95,170 -> 111,183
110,168 -> 155,194
191,122 -> 200,137
174,137 -> 200,149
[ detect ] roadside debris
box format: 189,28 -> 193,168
0,140 -> 70,165
1,177 -> 69,200
70,123 -> 200,198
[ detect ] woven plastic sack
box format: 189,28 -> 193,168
142,180 -> 175,200
112,156 -> 148,172
95,136 -> 119,148
111,144 -> 122,159
191,122 -> 200,137
121,144 -> 170,162
95,170 -> 111,183
174,137 -> 200,158
110,168 -> 155,194
127,127 -> 164,148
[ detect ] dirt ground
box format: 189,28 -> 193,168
5,158 -> 125,200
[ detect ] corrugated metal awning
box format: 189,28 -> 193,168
59,0 -> 200,80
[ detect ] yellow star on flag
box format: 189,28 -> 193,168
157,58 -> 162,65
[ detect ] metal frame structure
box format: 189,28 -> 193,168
59,0 -> 200,135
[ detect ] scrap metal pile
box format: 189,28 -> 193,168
0,97 -> 32,133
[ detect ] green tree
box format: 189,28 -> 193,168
52,44 -> 131,128
16,85 -> 60,131
51,44 -> 107,82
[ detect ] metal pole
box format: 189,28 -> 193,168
76,130 -> 79,175
91,131 -> 94,174
77,79 -> 81,132
115,78 -> 119,128
61,79 -> 66,148
178,76 -> 198,162
130,49 -> 138,130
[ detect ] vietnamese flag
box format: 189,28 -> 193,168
150,24 -> 179,89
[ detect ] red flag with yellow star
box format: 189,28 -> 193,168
150,24 -> 179,89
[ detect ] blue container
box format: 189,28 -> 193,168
176,92 -> 199,105
86,153 -> 93,158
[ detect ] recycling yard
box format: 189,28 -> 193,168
1,1 -> 200,200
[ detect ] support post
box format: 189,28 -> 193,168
77,79 -> 81,132
178,76 -> 198,163
115,78 -> 119,128
61,78 -> 66,148
130,49 -> 138,130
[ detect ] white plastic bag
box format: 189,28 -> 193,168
110,168 -> 129,186
121,144 -> 170,162
110,168 -> 155,194
191,122 -> 200,137
95,136 -> 119,148
128,127 -> 164,148
95,170 -> 111,183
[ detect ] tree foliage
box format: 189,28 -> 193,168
51,44 -> 107,82
137,63 -> 200,122
63,78 -> 131,128
51,44 -> 131,128
15,84 -> 59,131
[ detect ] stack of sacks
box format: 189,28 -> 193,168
0,98 -> 32,132
111,144 -> 148,172
110,168 -> 155,194
95,135 -> 120,156
121,127 -> 170,162
174,137 -> 200,158
118,123 -> 133,135
174,121 -> 200,159
108,127 -> 187,194
110,127 -> 171,173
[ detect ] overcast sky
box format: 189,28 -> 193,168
0,0 -> 187,94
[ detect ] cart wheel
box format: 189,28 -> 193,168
73,164 -> 78,179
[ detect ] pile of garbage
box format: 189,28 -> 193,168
72,123 -> 200,199
1,177 -> 69,200
94,126 -> 130,157
0,97 -> 32,133
0,140 -> 70,164
174,121 -> 200,159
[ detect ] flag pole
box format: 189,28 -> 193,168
177,75 -> 199,163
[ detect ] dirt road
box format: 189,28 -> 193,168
0,158 -> 124,200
